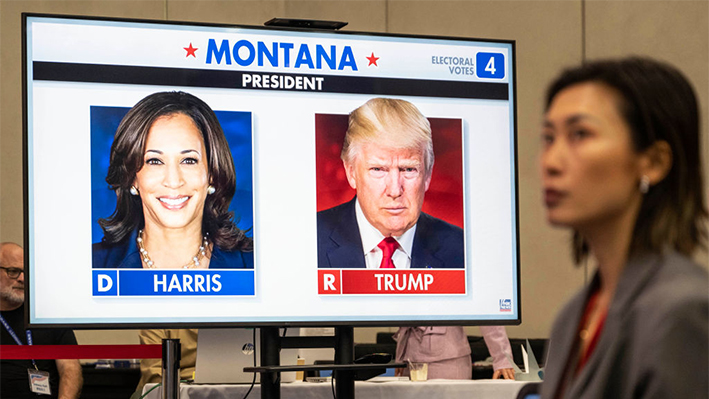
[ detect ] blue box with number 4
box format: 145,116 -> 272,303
476,52 -> 505,79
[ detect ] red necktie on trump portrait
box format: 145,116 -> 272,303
377,237 -> 399,269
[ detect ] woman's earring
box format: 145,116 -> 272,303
207,185 -> 216,195
639,175 -> 650,194
130,186 -> 139,196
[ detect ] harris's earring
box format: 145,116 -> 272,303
130,186 -> 139,196
207,185 -> 216,195
639,175 -> 650,194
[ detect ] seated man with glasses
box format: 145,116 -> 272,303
0,242 -> 83,399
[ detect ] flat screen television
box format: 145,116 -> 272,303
23,14 -> 519,328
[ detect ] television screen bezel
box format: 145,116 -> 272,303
22,12 -> 520,329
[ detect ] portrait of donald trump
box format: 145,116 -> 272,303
317,97 -> 464,269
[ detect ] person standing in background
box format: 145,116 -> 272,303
394,326 -> 515,380
0,242 -> 83,398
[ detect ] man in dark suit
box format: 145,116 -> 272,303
317,98 -> 464,269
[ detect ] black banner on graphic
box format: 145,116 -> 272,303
33,61 -> 508,100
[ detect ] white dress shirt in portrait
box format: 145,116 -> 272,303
354,199 -> 417,269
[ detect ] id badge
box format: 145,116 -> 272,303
28,369 -> 51,395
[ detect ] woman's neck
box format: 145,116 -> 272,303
582,198 -> 642,299
141,223 -> 207,269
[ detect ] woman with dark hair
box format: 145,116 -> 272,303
93,91 -> 253,269
539,57 -> 707,399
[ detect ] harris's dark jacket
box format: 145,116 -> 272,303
92,229 -> 253,269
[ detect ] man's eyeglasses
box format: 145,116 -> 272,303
0,267 -> 24,279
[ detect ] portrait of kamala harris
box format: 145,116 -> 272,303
92,91 -> 253,270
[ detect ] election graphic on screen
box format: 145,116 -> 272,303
25,15 -> 518,326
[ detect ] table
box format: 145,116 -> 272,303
143,379 -> 528,399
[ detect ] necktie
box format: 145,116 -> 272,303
377,237 -> 399,269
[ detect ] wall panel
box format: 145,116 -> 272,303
167,0 -> 286,26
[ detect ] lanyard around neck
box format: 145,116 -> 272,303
0,313 -> 38,369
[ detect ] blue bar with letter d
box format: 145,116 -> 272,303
92,270 -> 255,296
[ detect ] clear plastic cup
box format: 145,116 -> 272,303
409,362 -> 428,381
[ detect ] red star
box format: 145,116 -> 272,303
366,52 -> 380,67
184,43 -> 198,58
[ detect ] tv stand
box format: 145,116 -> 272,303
246,326 -> 405,399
